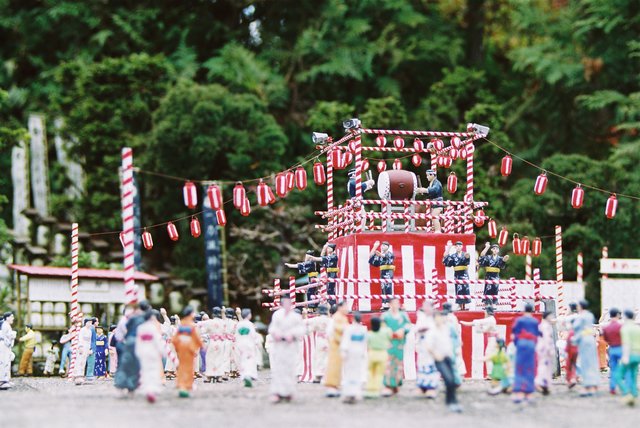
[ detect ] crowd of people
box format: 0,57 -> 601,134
1,297 -> 640,410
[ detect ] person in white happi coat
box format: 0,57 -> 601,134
201,307 -> 227,382
235,308 -> 262,387
160,310 -> 178,377
305,303 -> 331,383
268,294 -> 305,403
460,306 -> 498,377
135,310 -> 165,403
74,318 -> 94,384
223,307 -> 238,378
0,312 -> 17,389
415,301 -> 440,397
340,312 -> 368,404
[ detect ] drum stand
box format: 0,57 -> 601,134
384,202 -> 416,232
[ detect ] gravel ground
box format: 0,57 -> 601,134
0,373 -> 637,428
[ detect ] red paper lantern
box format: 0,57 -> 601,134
377,160 -> 387,172
375,135 -> 386,147
183,181 -> 197,209
442,156 -> 452,168
393,136 -> 405,149
190,217 -> 201,238
412,154 -> 422,167
330,149 -> 343,169
167,222 -> 179,241
240,198 -> 251,217
266,182 -> 276,204
433,139 -> 444,151
451,137 -> 462,149
313,162 -> 326,185
275,173 -> 288,197
487,219 -> 497,239
392,158 -> 402,170
571,185 -> 584,209
532,237 -> 542,257
459,147 -> 468,160
521,236 -> 530,255
498,227 -> 509,247
501,155 -> 512,177
605,194 -> 618,219
233,182 -> 245,210
474,209 -> 485,227
343,151 -> 354,166
215,209 -> 227,226
256,180 -> 270,207
348,140 -> 357,153
361,158 -> 370,171
447,172 -> 457,194
449,148 -> 459,160
413,138 -> 424,152
295,167 -> 307,190
207,185 -> 223,210
285,170 -> 295,191
512,233 -> 522,255
534,172 -> 548,195
142,230 -> 153,250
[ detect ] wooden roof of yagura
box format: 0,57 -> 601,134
8,264 -> 158,282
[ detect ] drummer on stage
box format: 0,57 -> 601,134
347,168 -> 375,198
368,241 -> 395,310
443,241 -> 471,311
285,250 -> 320,307
478,243 -> 509,305
416,169 -> 443,233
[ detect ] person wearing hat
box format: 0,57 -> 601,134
285,250 -> 320,307
478,242 -> 510,305
443,240 -> 471,311
305,303 -> 332,384
416,169 -> 443,233
0,312 -> 17,389
460,306 -> 498,378
347,168 -> 375,199
17,323 -> 37,376
368,240 -> 395,309
309,242 -> 339,297
94,324 -> 109,379
172,306 -> 203,398
511,303 -> 540,404
268,294 -> 305,403
201,306 -> 226,383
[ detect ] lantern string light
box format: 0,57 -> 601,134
483,137 -> 640,201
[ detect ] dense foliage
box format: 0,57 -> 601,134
1,0 -> 639,310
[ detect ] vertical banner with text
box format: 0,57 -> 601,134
203,185 -> 223,309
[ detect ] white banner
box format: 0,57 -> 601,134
11,140 -> 30,238
601,278 -> 640,314
600,258 -> 640,275
29,114 -> 50,216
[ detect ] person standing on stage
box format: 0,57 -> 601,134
368,241 -> 395,309
478,243 -> 509,305
285,250 -> 320,306
443,241 -> 471,311
309,243 -> 339,297
416,169 -> 443,233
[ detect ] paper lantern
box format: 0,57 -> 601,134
215,209 -> 227,226
361,158 -> 370,172
393,136 -> 405,149
442,156 -> 452,168
512,233 -> 522,255
233,182 -> 245,209
413,138 -> 424,152
348,140 -> 357,153
285,170 -> 295,191
376,135 -> 386,147
449,148 -> 459,160
295,167 -> 307,190
313,162 -> 326,185
534,172 -> 548,195
377,160 -> 387,172
392,158 -> 402,170
447,172 -> 457,194
433,139 -> 444,151
167,222 -> 179,241
498,227 -> 509,247
207,185 -> 223,210
571,185 -> 584,209
473,209 -> 485,227
275,173 -> 288,197
183,181 -> 197,209
487,219 -> 497,239
459,147 -> 468,160
266,183 -> 276,204
605,194 -> 618,219
190,217 -> 201,238
330,149 -> 343,169
343,151 -> 354,166
451,137 -> 462,149
240,198 -> 251,217
501,155 -> 512,177
412,154 -> 422,167
532,237 -> 542,257
256,180 -> 270,207
142,230 -> 153,250
521,236 -> 530,255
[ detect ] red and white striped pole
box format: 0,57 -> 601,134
289,276 -> 296,303
327,153 -> 334,240
353,133 -> 363,233
464,143 -> 474,234
525,253 -> 532,280
67,223 -> 80,381
273,279 -> 281,307
577,252 -> 583,283
404,202 -> 411,233
555,225 -> 565,315
121,147 -> 138,304
533,268 -> 541,312
431,268 -> 440,309
509,280 -> 517,311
